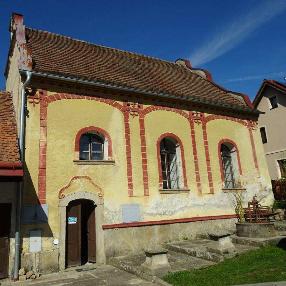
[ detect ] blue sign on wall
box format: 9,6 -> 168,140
68,217 -> 77,224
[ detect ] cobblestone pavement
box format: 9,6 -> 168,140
1,265 -> 159,286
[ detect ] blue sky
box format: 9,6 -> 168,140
1,0 -> 286,100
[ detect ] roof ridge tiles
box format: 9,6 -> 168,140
25,27 -> 182,67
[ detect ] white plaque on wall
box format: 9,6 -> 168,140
29,230 -> 42,253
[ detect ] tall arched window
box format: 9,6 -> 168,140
79,132 -> 105,160
220,141 -> 241,189
160,137 -> 183,189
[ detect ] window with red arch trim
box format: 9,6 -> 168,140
218,139 -> 242,189
75,126 -> 113,161
157,133 -> 188,190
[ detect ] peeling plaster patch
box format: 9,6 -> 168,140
144,183 -> 274,217
104,205 -> 122,224
144,192 -> 233,216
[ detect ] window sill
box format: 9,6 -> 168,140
222,188 -> 246,193
159,189 -> 190,194
73,160 -> 115,165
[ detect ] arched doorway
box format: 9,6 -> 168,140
66,199 -> 96,267
59,187 -> 105,271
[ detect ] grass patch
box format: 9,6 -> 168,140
164,246 -> 286,286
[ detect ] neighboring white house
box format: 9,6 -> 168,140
253,80 -> 286,180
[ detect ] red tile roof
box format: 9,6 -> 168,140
0,91 -> 21,166
25,28 -> 253,112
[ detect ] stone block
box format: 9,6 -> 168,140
39,249 -> 59,273
141,248 -> 171,274
236,222 -> 278,238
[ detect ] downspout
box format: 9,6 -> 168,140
13,70 -> 31,280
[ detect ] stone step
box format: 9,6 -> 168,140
166,240 -> 224,263
110,255 -> 170,286
231,235 -> 286,248
274,221 -> 286,231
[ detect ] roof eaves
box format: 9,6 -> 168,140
21,69 -> 260,116
253,79 -> 286,108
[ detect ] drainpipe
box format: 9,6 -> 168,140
13,70 -> 32,280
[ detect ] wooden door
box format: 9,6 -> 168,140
87,205 -> 96,262
66,201 -> 81,267
0,204 -> 11,279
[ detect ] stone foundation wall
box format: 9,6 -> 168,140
21,249 -> 59,274
104,218 -> 237,259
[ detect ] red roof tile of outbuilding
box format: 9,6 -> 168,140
0,91 -> 21,165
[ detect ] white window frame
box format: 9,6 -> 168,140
276,158 -> 286,179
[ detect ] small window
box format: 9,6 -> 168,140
160,137 -> 182,189
260,127 -> 267,144
79,132 -> 104,160
269,96 -> 278,109
278,159 -> 286,178
220,143 -> 240,189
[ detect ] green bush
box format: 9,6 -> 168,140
273,200 -> 286,210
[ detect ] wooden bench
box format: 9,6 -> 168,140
244,196 -> 277,223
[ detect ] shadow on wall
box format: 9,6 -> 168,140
20,164 -> 56,273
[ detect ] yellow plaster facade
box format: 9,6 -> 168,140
21,91 -> 273,243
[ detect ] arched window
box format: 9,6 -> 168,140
75,126 -> 113,162
79,132 -> 107,160
160,137 -> 183,189
80,132 -> 105,160
220,141 -> 241,189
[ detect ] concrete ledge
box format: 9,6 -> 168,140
232,234 -> 286,247
73,160 -> 115,165
236,222 -> 278,238
159,189 -> 190,194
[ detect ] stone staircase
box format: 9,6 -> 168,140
110,223 -> 286,284
165,238 -> 257,263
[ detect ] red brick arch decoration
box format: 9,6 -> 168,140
36,92 -> 134,204
140,106 -> 201,195
203,115 -> 259,189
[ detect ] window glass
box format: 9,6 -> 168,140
278,159 -> 286,178
79,132 -> 104,160
221,144 -> 236,189
269,96 -> 278,109
160,138 -> 180,189
220,143 -> 240,189
260,127 -> 267,144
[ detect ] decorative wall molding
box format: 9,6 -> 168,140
58,175 -> 103,199
36,92 -> 134,200
102,214 -> 238,229
201,113 -> 214,194
125,102 -> 142,117
189,112 -> 202,194
38,90 -> 48,204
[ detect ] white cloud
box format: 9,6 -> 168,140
223,71 -> 286,83
189,1 -> 286,66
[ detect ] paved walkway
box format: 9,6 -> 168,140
1,265 -> 159,286
235,282 -> 286,286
